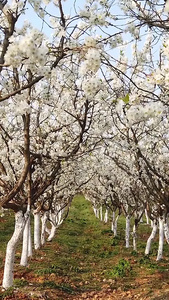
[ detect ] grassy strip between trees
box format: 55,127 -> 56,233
0,195 -> 169,299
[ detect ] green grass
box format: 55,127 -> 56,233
41,195 -> 117,284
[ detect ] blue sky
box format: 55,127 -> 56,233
17,0 -> 80,36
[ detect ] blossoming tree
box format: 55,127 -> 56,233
0,0 -> 169,289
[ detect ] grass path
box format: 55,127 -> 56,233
0,195 -> 169,299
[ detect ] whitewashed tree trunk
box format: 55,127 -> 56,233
28,217 -> 32,257
47,212 -> 56,242
104,208 -> 108,223
57,215 -> 63,227
140,216 -> 143,223
34,212 -> 41,250
93,207 -> 97,217
132,224 -> 137,251
45,225 -> 51,235
125,215 -> 130,248
145,209 -> 149,225
157,217 -> 164,261
3,211 -> 26,289
164,221 -> 169,244
100,206 -> 103,221
20,214 -> 30,266
57,205 -> 63,224
145,220 -> 158,255
111,211 -> 115,232
151,220 -> 154,228
112,214 -> 119,237
47,223 -> 57,242
41,211 -> 48,246
96,208 -> 99,218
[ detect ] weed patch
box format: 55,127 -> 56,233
99,251 -> 114,258
107,259 -> 132,278
131,250 -> 138,257
111,236 -> 121,246
139,256 -> 158,270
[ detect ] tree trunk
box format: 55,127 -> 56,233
47,212 -> 56,242
104,208 -> 108,223
93,207 -> 97,217
132,223 -> 137,251
145,209 -> 149,225
47,223 -> 57,242
164,220 -> 169,244
41,211 -> 48,246
100,206 -> 103,221
28,216 -> 32,257
34,212 -> 41,250
114,215 -> 119,237
157,216 -> 164,261
20,214 -> 30,266
112,213 -> 119,237
145,219 -> 157,255
57,205 -> 63,224
125,215 -> 130,248
2,211 -> 26,289
111,211 -> 115,232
